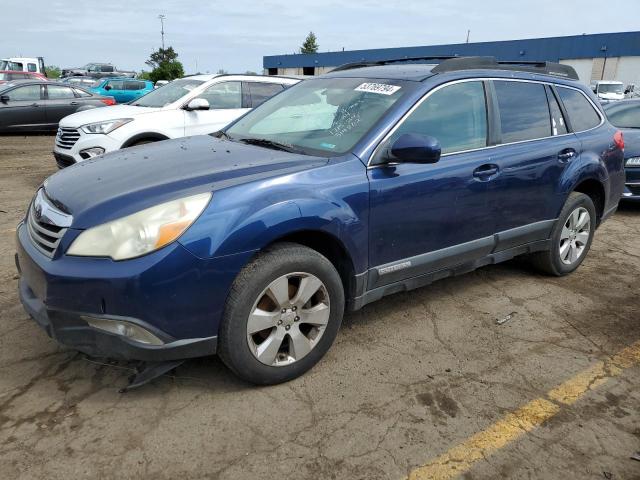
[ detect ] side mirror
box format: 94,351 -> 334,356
0,94 -> 9,104
185,98 -> 210,111
389,133 -> 441,164
104,85 -> 112,91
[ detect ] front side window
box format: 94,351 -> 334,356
133,78 -> 204,107
106,80 -> 124,90
226,77 -> 410,156
198,82 -> 242,109
27,63 -> 37,72
247,82 -> 284,108
383,81 -> 487,156
495,81 -> 551,143
6,85 -> 41,101
47,85 -> 76,99
557,87 -> 601,132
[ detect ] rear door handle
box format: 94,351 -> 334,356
473,164 -> 499,180
70,101 -> 79,106
30,103 -> 39,107
558,148 -> 577,162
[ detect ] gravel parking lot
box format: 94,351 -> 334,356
1,135 -> 639,480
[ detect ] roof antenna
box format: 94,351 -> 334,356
466,30 -> 470,43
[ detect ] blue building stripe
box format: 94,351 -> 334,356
264,31 -> 640,69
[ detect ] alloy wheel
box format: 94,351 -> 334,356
559,207 -> 591,265
246,272 -> 330,366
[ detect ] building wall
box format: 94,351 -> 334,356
559,59 -> 593,84
560,57 -> 640,88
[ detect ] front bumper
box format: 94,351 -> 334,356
53,129 -> 122,165
622,167 -> 640,201
15,222 -> 253,361
18,276 -> 217,361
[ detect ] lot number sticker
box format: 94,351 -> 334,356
355,83 -> 401,95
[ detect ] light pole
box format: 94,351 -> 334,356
158,14 -> 166,50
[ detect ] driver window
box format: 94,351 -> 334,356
380,81 -> 488,159
198,82 -> 242,109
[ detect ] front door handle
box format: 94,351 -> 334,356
70,101 -> 79,106
30,103 -> 39,107
558,148 -> 577,162
473,164 -> 499,180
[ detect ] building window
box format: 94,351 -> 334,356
303,66 -> 315,76
267,68 -> 278,76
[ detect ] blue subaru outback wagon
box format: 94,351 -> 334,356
16,57 -> 625,386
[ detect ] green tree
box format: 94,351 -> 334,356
145,46 -> 184,82
300,32 -> 319,54
245,70 -> 257,75
45,65 -> 61,78
216,68 -> 228,74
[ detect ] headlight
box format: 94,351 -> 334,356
80,118 -> 133,134
67,193 -> 212,260
626,157 -> 640,167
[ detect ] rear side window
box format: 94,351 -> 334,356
556,87 -> 601,132
73,88 -> 92,97
494,81 -> 551,143
47,85 -> 76,99
247,82 -> 284,107
125,80 -> 145,90
545,86 -> 568,136
385,81 -> 487,155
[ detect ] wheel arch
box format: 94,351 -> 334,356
121,132 -> 170,148
572,178 -> 606,224
258,229 -> 360,304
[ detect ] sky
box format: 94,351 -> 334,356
2,0 -> 638,74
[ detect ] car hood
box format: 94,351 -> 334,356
59,104 -> 163,127
42,135 -> 329,228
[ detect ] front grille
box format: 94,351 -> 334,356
26,203 -> 67,258
55,127 -> 80,150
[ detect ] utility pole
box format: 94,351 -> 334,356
466,30 -> 470,43
158,14 -> 166,50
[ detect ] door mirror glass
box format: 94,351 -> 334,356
185,98 -> 210,111
104,85 -> 112,91
390,133 -> 441,163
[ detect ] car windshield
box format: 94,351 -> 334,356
0,82 -> 17,92
225,77 -> 410,156
131,78 -> 204,107
598,83 -> 624,94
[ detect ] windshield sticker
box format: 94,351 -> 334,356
320,142 -> 336,149
355,83 -> 401,95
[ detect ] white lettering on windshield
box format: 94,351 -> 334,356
354,83 -> 401,95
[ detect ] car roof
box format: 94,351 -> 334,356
322,64 -> 436,81
0,70 -> 43,74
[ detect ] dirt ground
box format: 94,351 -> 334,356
0,135 -> 639,480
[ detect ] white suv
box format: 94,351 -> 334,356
53,74 -> 298,167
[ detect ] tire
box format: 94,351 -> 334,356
531,192 -> 596,276
218,242 -> 345,385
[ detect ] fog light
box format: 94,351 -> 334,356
82,316 -> 164,345
79,147 -> 105,160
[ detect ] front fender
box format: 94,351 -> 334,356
178,157 -> 369,273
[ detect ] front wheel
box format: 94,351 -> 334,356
218,243 -> 345,385
531,192 -> 596,276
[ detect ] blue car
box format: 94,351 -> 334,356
89,77 -> 153,104
16,57 -> 625,387
603,99 -> 640,201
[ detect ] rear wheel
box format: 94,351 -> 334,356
130,138 -> 157,147
218,243 -> 344,384
531,192 -> 596,276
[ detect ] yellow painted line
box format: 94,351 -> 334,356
407,340 -> 640,480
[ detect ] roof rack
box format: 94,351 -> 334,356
331,56 -> 457,72
431,56 -> 579,80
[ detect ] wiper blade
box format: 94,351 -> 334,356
212,130 -> 232,140
237,137 -> 298,153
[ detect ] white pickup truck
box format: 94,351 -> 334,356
0,57 -> 46,75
